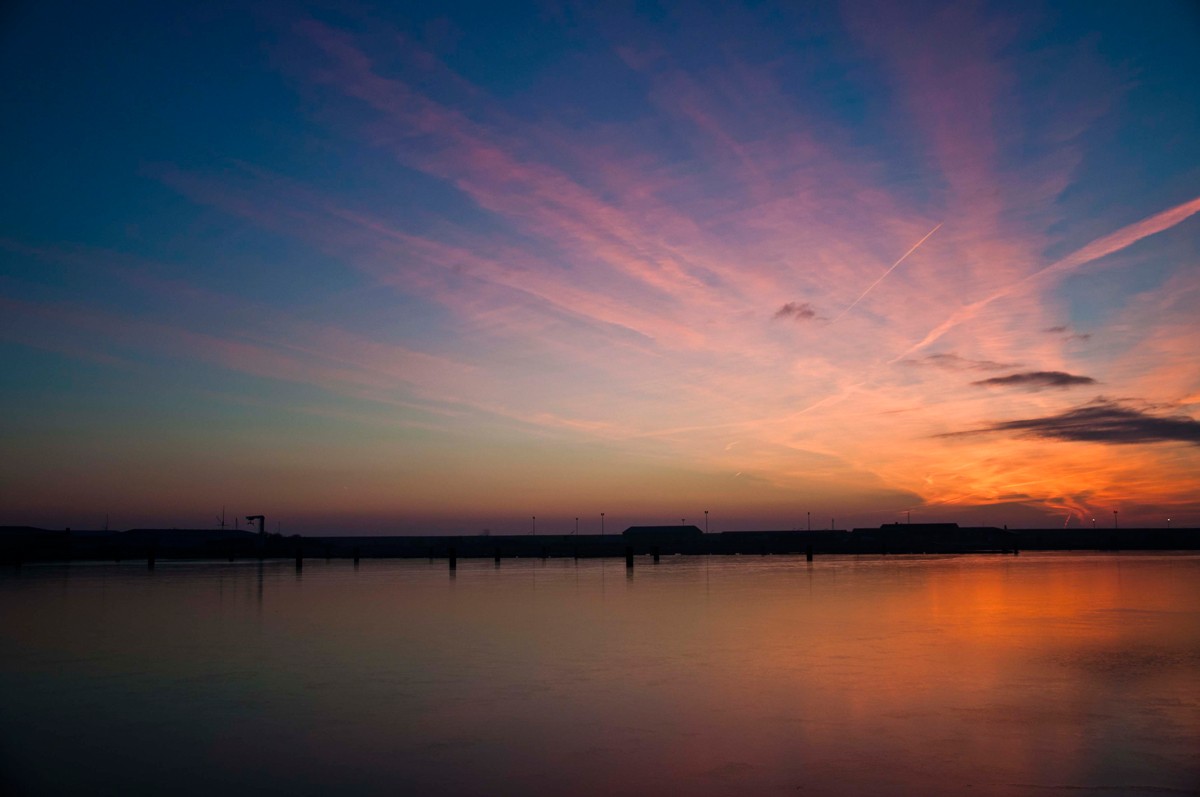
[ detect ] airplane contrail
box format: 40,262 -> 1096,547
833,222 -> 942,323
891,193 -> 1200,362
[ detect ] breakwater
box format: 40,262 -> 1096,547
2,523 -> 1196,564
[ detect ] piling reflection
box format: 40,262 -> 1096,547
0,554 -> 1196,796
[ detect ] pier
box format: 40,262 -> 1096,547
1,523 -> 1196,565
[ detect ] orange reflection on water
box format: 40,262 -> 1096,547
1,553 -> 1197,796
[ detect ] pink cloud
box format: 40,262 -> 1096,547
91,10 -> 1196,525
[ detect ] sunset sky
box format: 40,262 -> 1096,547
2,1 -> 1198,534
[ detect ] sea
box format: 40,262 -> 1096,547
2,552 -> 1197,796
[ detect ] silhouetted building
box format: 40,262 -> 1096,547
623,525 -> 704,538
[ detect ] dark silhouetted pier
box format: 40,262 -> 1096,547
2,522 -> 1197,565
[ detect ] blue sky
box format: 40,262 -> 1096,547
2,1 -> 1199,532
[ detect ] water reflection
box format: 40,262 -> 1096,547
1,554 -> 1197,796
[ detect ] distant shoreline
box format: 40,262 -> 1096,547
2,524 -> 1196,564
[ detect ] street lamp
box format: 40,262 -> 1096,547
807,511 -> 811,531
1167,518 -> 1172,529
532,515 -> 536,535
601,512 -> 605,536
1113,510 -> 1118,529
1092,517 -> 1096,529
704,510 -> 709,534
575,517 -> 579,535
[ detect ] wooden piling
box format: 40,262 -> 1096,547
449,545 -> 457,570
625,546 -> 634,569
353,547 -> 360,567
147,548 -> 156,570
494,547 -> 501,565
295,544 -> 303,571
806,544 -> 813,562
652,545 -> 660,564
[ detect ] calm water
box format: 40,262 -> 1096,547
2,553 -> 1198,796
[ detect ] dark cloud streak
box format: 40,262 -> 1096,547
1044,325 -> 1091,342
942,399 -> 1200,446
972,370 -> 1097,389
773,301 -> 821,322
902,352 -> 1016,371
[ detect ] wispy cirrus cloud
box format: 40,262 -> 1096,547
169,10 -> 1197,524
971,371 -> 1097,390
15,4 -> 1182,529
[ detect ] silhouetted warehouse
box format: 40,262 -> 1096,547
622,525 -> 704,538
622,525 -> 704,554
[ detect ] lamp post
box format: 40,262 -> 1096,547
1113,510 -> 1118,529
532,515 -> 536,535
704,510 -> 709,534
807,511 -> 811,531
1167,518 -> 1171,530
601,512 -> 605,536
1092,517 -> 1096,529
